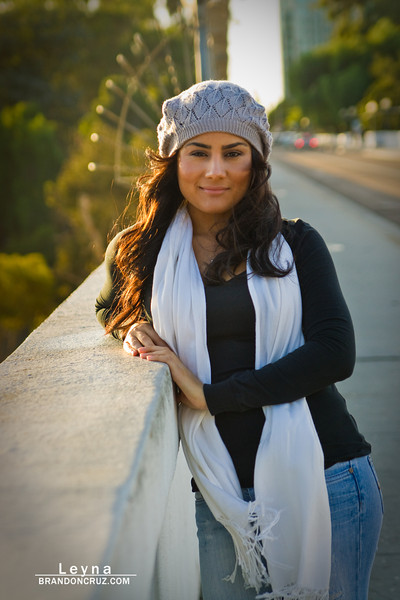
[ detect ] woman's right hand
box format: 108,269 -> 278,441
123,322 -> 169,356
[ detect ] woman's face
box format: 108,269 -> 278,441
177,132 -> 252,226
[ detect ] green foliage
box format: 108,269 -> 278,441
45,108 -> 133,289
317,0 -> 399,32
46,21 -> 194,292
166,0 -> 183,15
0,250 -> 57,360
281,1 -> 400,131
0,0 -> 156,143
0,252 -> 56,331
0,102 -> 63,261
0,0 -> 195,360
289,40 -> 372,130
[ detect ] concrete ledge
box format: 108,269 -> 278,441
0,266 -> 200,600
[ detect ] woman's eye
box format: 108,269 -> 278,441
188,150 -> 243,158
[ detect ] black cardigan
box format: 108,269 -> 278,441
95,219 -> 371,482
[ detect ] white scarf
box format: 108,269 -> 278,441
151,208 -> 331,599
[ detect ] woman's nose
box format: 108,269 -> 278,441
205,155 -> 225,177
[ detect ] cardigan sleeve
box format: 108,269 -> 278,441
95,227 -> 153,339
204,220 -> 356,414
95,232 -> 124,340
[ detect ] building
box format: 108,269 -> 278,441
280,0 -> 333,98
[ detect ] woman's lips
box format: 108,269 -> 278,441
200,186 -> 229,194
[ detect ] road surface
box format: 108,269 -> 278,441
269,154 -> 400,599
273,146 -> 400,225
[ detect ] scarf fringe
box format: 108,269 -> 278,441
220,500 -> 281,593
221,501 -> 329,600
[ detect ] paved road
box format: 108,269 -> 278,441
269,156 -> 400,599
273,147 -> 400,225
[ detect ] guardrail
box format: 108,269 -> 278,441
0,265 -> 200,600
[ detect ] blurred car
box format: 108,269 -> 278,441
293,132 -> 319,150
273,131 -> 297,147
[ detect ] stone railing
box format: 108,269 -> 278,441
0,265 -> 201,600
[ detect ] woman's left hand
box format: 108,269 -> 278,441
138,345 -> 207,411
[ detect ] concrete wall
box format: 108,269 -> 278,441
0,265 -> 201,600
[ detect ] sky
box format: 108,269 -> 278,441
227,0 -> 284,110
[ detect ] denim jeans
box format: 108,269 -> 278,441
194,455 -> 383,600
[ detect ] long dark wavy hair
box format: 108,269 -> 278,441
105,146 -> 291,338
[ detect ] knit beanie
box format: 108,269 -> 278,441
157,80 -> 273,160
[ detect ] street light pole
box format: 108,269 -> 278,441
194,0 -> 229,82
195,0 -> 212,81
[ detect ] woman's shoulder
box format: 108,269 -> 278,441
104,225 -> 135,264
282,218 -> 326,253
281,218 -> 331,270
282,217 -> 318,237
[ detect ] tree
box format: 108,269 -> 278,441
288,39 -> 373,130
0,252 -> 56,361
0,0 -> 196,360
0,0 -> 156,144
276,1 -> 400,131
359,17 -> 400,130
0,102 -> 63,261
317,0 -> 399,33
47,21 -> 195,292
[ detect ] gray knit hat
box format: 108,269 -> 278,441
157,80 -> 273,160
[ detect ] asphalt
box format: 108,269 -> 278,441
273,146 -> 400,226
269,153 -> 400,600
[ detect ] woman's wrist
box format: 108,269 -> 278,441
171,359 -> 207,410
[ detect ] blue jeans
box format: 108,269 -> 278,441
195,455 -> 383,600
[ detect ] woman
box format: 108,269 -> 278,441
95,80 -> 383,600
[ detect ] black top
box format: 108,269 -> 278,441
95,219 -> 371,488
205,272 -> 265,487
